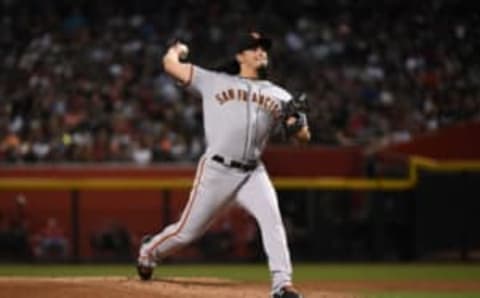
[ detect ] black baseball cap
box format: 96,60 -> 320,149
235,32 -> 272,53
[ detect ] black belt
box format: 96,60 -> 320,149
212,155 -> 258,172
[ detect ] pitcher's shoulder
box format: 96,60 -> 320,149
263,83 -> 292,102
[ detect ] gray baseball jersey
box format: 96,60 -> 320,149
139,64 -> 298,294
189,65 -> 292,162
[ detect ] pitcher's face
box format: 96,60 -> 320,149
237,46 -> 269,71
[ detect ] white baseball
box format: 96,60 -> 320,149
177,43 -> 189,59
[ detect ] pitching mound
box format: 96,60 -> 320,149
1,277 -> 478,298
0,277 -> 357,298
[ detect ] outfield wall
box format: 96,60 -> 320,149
0,120 -> 479,262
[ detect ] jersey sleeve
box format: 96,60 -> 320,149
187,65 -> 217,94
274,85 -> 293,103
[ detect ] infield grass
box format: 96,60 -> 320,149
0,264 -> 480,282
1,263 -> 479,281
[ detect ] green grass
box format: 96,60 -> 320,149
292,263 -> 480,281
0,263 -> 479,282
0,264 -> 269,280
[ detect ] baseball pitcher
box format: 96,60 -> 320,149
137,31 -> 310,298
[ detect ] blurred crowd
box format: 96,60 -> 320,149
0,194 -> 69,261
1,0 -> 479,164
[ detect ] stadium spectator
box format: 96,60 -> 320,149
90,220 -> 132,261
0,194 -> 31,260
1,0 -> 479,164
33,217 -> 68,261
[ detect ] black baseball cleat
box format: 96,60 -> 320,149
136,235 -> 155,281
137,263 -> 153,281
272,286 -> 304,298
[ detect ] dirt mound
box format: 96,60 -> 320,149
2,277 -> 477,298
0,277 -> 356,298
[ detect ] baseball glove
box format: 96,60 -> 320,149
282,92 -> 309,138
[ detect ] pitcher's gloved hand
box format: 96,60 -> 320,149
282,93 -> 309,137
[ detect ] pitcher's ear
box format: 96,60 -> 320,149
235,53 -> 242,63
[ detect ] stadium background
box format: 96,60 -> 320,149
0,0 -> 479,297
